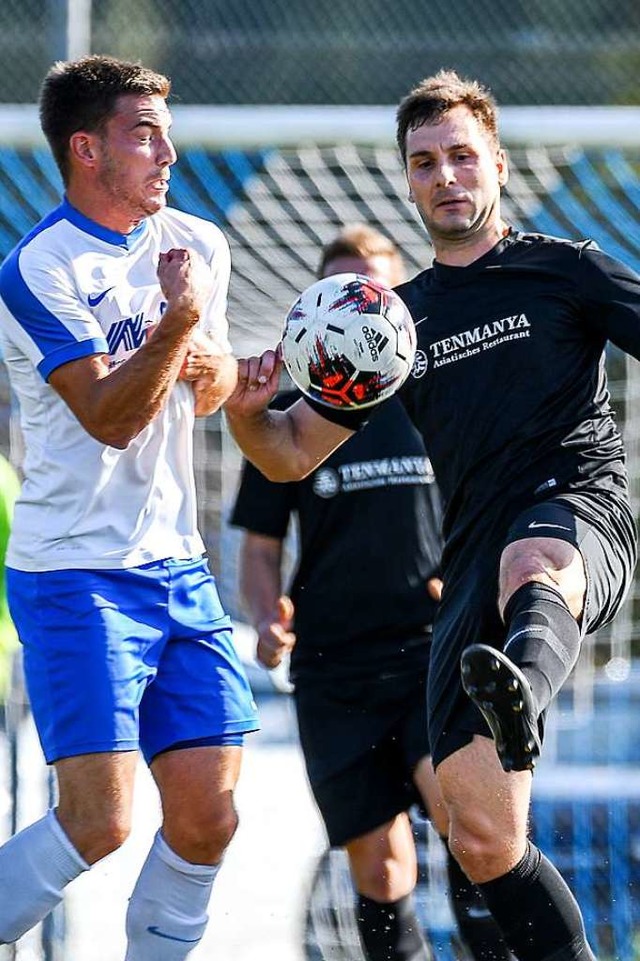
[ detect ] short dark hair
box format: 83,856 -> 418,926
396,69 -> 499,166
318,223 -> 405,281
39,55 -> 171,184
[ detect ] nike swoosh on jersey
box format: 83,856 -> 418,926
87,286 -> 115,307
527,521 -> 571,531
147,926 -> 200,943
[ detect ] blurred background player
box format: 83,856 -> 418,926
231,223 -> 512,961
0,452 -> 19,719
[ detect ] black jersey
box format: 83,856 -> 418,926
230,393 -> 442,681
396,230 -> 640,560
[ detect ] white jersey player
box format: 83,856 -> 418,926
0,55 -> 258,961
0,200 -> 230,570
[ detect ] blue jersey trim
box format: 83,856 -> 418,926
0,248 -> 108,375
0,198 -> 148,273
39,337 -> 107,380
61,198 -> 148,249
0,203 -> 67,269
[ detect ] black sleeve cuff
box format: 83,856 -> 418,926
303,396 -> 372,429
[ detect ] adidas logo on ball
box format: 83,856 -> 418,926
281,272 -> 417,410
362,325 -> 389,361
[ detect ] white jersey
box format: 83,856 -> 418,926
0,199 -> 232,572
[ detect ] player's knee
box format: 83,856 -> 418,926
67,812 -> 132,864
448,814 -> 520,883
349,852 -> 416,902
99,816 -> 133,857
167,806 -> 239,864
205,808 -> 239,859
499,557 -> 548,613
448,831 -> 495,882
355,873 -> 416,903
499,540 -> 585,618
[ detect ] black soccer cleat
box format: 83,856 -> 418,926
460,643 -> 541,773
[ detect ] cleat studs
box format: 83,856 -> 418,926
490,658 -> 501,672
506,679 -> 519,692
512,701 -> 524,713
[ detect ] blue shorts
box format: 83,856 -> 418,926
7,557 -> 259,764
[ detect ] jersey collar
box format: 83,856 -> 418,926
61,197 -> 149,250
432,227 -> 518,286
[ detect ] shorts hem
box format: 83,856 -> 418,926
431,728 -> 480,770
224,718 -> 260,733
326,801 -> 411,847
143,719 -> 260,763
44,739 -> 140,764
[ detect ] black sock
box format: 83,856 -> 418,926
503,582 -> 581,712
445,844 -> 515,961
478,841 -> 595,961
356,892 -> 431,961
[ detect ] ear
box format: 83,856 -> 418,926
496,147 -> 509,187
69,132 -> 99,170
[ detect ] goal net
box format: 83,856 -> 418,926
167,108 -> 640,692
1,103 -> 640,960
1,105 -> 640,682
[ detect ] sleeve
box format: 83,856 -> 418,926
229,458 -> 295,539
578,243 -> 640,360
302,395 -> 374,429
0,246 -> 108,380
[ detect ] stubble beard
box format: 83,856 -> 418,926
99,152 -> 162,224
422,196 -> 501,249
420,207 -> 476,247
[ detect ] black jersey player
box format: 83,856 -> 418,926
224,71 -> 640,961
231,225 -> 512,961
232,392 -> 441,961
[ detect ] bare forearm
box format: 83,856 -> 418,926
100,306 -> 198,440
51,304 -> 199,449
192,354 -> 239,417
225,400 -> 352,482
240,535 -> 295,669
51,247 -> 224,448
226,408 -> 303,481
240,539 -> 283,628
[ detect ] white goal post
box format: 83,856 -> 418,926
2,103 -> 640,147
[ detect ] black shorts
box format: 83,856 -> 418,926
429,488 -> 637,769
294,665 -> 430,847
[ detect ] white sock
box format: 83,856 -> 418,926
125,831 -> 221,960
0,809 -> 88,943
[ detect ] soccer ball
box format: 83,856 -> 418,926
281,273 -> 416,410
